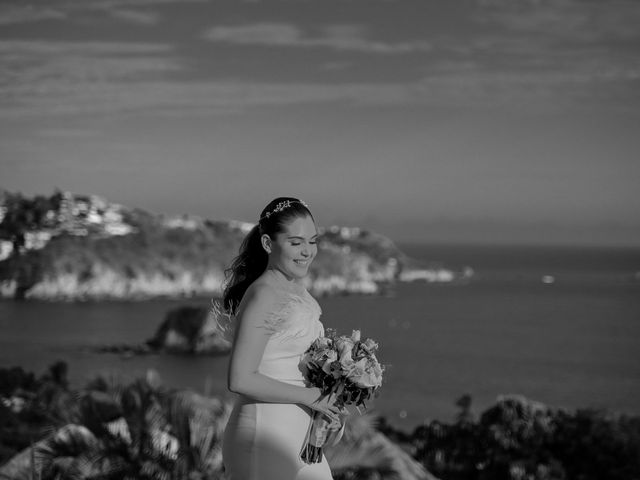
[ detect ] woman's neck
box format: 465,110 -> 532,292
266,266 -> 304,286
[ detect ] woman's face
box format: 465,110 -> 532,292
266,215 -> 318,281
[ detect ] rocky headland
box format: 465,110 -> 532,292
0,190 -> 460,301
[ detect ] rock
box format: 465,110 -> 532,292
146,305 -> 230,355
93,305 -> 230,357
93,343 -> 153,355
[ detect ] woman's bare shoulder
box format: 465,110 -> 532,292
239,275 -> 280,311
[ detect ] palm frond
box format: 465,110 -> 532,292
85,372 -> 129,405
72,452 -> 130,480
104,418 -> 132,446
165,390 -> 231,476
0,425 -> 102,480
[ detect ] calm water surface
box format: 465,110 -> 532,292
1,243 -> 639,429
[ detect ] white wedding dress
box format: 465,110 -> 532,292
222,270 -> 334,480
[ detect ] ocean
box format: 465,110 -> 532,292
1,243 -> 639,429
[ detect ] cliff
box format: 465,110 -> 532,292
0,190 -> 457,301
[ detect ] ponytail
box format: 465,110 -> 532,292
222,225 -> 268,314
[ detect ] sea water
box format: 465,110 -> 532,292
1,243 -> 639,429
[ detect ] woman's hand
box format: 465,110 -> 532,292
326,416 -> 346,446
307,389 -> 348,423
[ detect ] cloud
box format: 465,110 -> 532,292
0,36 -> 469,117
205,23 -> 301,45
36,128 -> 103,139
431,30 -> 640,77
419,0 -> 640,104
94,0 -> 204,5
203,22 -> 432,54
0,5 -> 66,25
107,8 -> 161,25
475,0 -> 640,43
0,0 -> 195,27
0,40 -> 181,117
4,68 -> 634,120
0,40 -> 172,56
1,0 -> 638,120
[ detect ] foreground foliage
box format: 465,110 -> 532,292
0,364 -> 428,480
2,365 -> 639,480
0,363 -> 230,479
381,394 -> 640,480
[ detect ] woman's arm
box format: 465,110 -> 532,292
227,283 -> 340,419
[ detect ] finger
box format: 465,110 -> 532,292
330,405 -> 347,414
324,411 -> 339,422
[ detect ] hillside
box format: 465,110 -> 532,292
0,190 -> 457,300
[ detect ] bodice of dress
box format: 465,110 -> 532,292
258,270 -> 324,386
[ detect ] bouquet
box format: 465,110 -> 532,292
299,328 -> 384,463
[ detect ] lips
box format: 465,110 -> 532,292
294,259 -> 310,266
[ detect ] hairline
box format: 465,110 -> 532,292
276,214 -> 317,240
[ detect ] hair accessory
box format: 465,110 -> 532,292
260,200 -> 309,221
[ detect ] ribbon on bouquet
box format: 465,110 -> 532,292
300,410 -> 345,464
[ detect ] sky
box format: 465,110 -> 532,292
1,0 -> 639,246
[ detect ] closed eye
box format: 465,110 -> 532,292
290,239 -> 318,246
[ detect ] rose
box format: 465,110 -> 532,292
321,350 -> 338,375
327,361 -> 343,379
312,349 -> 327,364
313,337 -> 331,349
347,358 -> 383,388
362,338 -> 378,353
335,338 -> 355,366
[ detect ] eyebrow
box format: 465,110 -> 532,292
287,234 -> 318,240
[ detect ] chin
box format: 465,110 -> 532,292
290,263 -> 311,278
292,268 -> 309,278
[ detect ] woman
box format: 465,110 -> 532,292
221,197 -> 343,480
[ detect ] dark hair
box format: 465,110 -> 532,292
222,197 -> 314,314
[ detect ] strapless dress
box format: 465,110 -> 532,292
222,270 -> 333,480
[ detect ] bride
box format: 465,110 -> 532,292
221,197 -> 344,480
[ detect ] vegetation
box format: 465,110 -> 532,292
380,394 -> 640,480
0,364 -> 426,480
0,363 -> 231,479
2,365 -> 639,480
0,191 -> 64,252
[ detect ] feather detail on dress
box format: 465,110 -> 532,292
209,288 -> 322,342
209,299 -> 235,342
262,290 -> 322,341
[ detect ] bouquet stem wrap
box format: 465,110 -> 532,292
300,410 -> 342,464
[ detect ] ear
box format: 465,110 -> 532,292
261,234 -> 272,254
